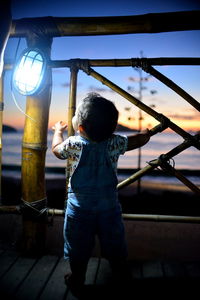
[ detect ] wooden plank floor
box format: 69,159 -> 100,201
0,249 -> 200,300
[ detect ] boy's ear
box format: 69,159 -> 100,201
78,125 -> 84,132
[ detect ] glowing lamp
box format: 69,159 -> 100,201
13,48 -> 46,96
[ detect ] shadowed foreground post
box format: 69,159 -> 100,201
21,36 -> 52,255
0,1 -> 11,203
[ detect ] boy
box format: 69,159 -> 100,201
52,93 -> 150,295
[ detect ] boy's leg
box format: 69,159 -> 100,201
97,207 -> 132,284
67,258 -> 88,286
63,207 -> 96,293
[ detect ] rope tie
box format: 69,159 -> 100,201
140,58 -> 150,73
76,59 -> 91,75
131,58 -> 151,73
21,198 -> 47,219
131,58 -> 141,68
158,154 -> 175,174
147,155 -> 175,175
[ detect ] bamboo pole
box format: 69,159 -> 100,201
165,167 -> 200,195
21,38 -> 52,255
122,214 -> 200,223
0,72 -> 4,204
65,66 -> 78,205
10,11 -> 200,37
89,57 -> 200,67
37,209 -> 200,224
0,1 -> 12,77
68,66 -> 78,136
0,205 -> 21,214
117,135 -> 200,191
50,57 -> 200,69
145,65 -> 200,112
1,206 -> 200,223
117,163 -> 157,190
7,57 -> 200,71
84,67 -> 200,147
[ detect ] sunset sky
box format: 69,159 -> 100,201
3,0 -> 200,132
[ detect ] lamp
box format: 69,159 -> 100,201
12,48 -> 46,96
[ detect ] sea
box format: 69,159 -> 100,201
2,130 -> 200,185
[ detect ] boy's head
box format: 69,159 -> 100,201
72,93 -> 119,142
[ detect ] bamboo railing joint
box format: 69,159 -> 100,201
68,60 -> 78,72
21,198 -> 47,219
130,57 -> 151,72
131,57 -> 141,68
192,133 -> 200,148
139,58 -> 150,72
185,134 -> 200,150
158,113 -> 170,129
76,58 -> 91,75
158,154 -> 175,171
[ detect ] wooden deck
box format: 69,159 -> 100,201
0,248 -> 200,299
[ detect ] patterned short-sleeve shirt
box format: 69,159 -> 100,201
57,134 -> 128,180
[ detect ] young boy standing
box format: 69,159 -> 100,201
52,93 -> 150,295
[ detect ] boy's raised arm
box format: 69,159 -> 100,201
126,129 -> 151,151
52,121 -> 67,159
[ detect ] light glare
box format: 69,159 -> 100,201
13,49 -> 46,95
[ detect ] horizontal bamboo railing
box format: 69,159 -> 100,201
5,57 -> 200,70
50,57 -> 200,68
1,205 -> 200,224
10,10 -> 200,37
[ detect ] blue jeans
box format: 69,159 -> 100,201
63,202 -> 127,262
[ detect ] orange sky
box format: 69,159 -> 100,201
3,90 -> 199,135
3,106 -> 200,131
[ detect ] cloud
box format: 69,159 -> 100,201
59,82 -> 82,88
61,82 -> 70,88
126,75 -> 155,82
88,85 -> 113,93
167,113 -> 197,120
52,69 -> 67,74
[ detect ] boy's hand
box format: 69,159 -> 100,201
52,121 -> 67,159
52,121 -> 68,133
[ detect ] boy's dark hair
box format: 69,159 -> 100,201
77,93 -> 118,142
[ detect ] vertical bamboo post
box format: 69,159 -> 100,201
21,37 -> 52,255
137,65 -> 143,194
0,1 -> 12,77
68,66 -> 78,137
0,72 -> 4,204
65,66 -> 78,205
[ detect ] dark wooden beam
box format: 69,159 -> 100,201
10,10 -> 200,38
